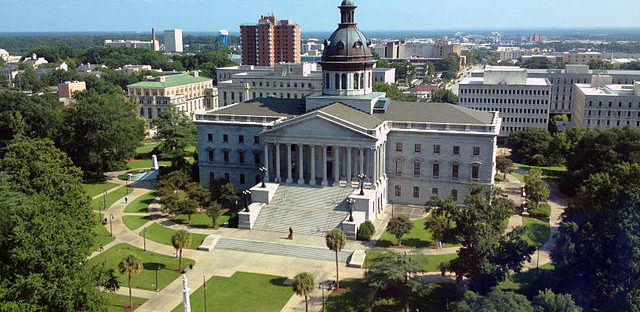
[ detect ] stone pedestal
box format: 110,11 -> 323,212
250,183 -> 278,204
349,190 -> 375,221
238,203 -> 265,229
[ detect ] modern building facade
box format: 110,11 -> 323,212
240,14 -> 301,66
459,66 -> 551,138
197,0 -> 500,225
562,49 -> 603,65
164,29 -> 184,53
104,39 -> 159,50
573,77 -> 640,129
127,73 -> 214,123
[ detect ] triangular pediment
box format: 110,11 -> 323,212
263,112 -> 375,140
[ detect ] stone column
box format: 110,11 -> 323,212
334,146 -> 340,185
286,143 -> 293,184
264,143 -> 269,182
346,147 -> 352,184
310,145 -> 316,186
370,147 -> 376,181
275,143 -> 281,183
322,145 -> 328,186
382,143 -> 387,178
359,147 -> 364,176
298,144 -> 304,185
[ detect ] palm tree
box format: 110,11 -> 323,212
172,229 -> 192,272
325,228 -> 346,291
118,254 -> 143,309
292,272 -> 315,312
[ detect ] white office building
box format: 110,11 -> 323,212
164,29 -> 184,53
573,77 -> 640,129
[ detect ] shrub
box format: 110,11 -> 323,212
227,211 -> 239,228
357,221 -> 375,241
527,202 -> 551,218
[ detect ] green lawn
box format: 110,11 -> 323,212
498,263 -> 555,292
136,141 -> 161,157
124,191 -> 158,213
126,159 -> 171,170
171,272 -> 293,312
90,243 -> 195,291
90,186 -> 129,210
103,293 -> 147,311
123,215 -> 151,231
83,181 -> 120,198
513,163 -> 567,182
366,250 -> 457,272
376,218 -> 460,248
91,213 -> 115,252
522,217 -> 551,247
172,208 -> 236,229
528,203 -> 551,218
142,223 -> 208,250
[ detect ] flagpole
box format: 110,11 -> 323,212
203,275 -> 207,312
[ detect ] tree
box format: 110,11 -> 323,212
430,89 -> 458,104
386,216 -> 413,247
153,106 -> 196,157
365,252 -> 423,312
186,182 -> 211,208
372,83 -> 417,102
325,228 -> 346,290
524,169 -> 550,209
292,272 -> 315,312
509,127 -> 555,166
533,289 -> 582,312
160,191 -> 181,215
588,59 -> 614,70
171,229 -> 192,271
491,227 -> 535,278
207,201 -> 223,228
180,198 -> 199,224
496,155 -> 514,179
449,289 -> 535,312
215,183 -> 239,206
424,214 -> 448,248
118,254 -> 143,309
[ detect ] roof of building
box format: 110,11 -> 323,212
576,83 -> 640,97
375,102 -> 495,125
209,98 -> 305,117
128,73 -> 212,88
319,103 -> 383,128
321,1 -> 374,65
460,77 -> 550,86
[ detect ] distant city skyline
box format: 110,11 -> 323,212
2,0 -> 640,33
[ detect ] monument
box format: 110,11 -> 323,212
151,154 -> 159,170
182,275 -> 191,312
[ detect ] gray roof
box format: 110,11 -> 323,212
376,102 -> 495,125
210,98 -> 304,118
319,103 -> 383,129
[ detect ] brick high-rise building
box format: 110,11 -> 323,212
241,14 -> 300,66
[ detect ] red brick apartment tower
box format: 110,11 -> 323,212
241,14 -> 300,66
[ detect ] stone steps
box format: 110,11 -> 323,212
215,237 -> 353,263
252,207 -> 348,236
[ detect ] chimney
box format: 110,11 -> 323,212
152,28 -> 157,52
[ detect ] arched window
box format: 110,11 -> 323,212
341,73 -> 347,90
354,73 -> 359,89
325,73 -> 330,89
335,73 -> 340,89
360,73 -> 365,89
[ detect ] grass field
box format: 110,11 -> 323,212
103,293 -> 147,312
83,181 -> 120,198
90,243 -> 195,291
522,217 -> 551,247
142,223 -> 208,250
172,208 -> 235,229
513,163 -> 567,182
124,191 -> 158,213
498,263 -> 554,292
90,187 -> 129,210
376,218 -> 460,248
528,203 -> 551,218
91,213 -> 115,252
123,215 -> 151,231
136,142 -> 161,157
366,250 -> 457,272
171,272 -> 293,312
126,159 -> 172,170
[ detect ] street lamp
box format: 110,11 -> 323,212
203,274 -> 208,312
347,198 -> 355,222
318,282 -> 326,312
258,166 -> 267,188
143,227 -> 147,252
109,214 -> 114,237
242,190 -> 252,212
357,174 -> 367,196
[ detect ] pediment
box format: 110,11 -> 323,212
263,113 -> 374,140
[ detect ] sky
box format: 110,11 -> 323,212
1,0 -> 640,33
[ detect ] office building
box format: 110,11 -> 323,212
164,29 -> 184,53
459,66 -> 551,138
241,14 -> 301,66
573,77 -> 640,129
563,49 -> 603,65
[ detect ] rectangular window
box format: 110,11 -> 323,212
432,188 -> 439,195
207,134 -> 213,142
472,165 -> 480,180
238,135 -> 244,143
395,185 -> 401,197
239,151 -> 245,164
254,152 -> 260,165
208,150 -> 214,163
209,172 -> 215,185
453,146 -> 460,155
224,173 -> 230,183
223,134 -> 228,142
415,144 -> 421,153
396,143 -> 403,152
413,162 -> 420,177
254,136 -> 260,144
473,147 -> 480,156
433,163 -> 440,178
451,189 -> 458,201
413,187 -> 420,198
240,174 -> 245,185
452,163 -> 459,179
434,145 -> 440,154
224,151 -> 229,163
395,159 -> 403,175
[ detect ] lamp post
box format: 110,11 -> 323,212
203,275 -> 208,312
109,214 -> 114,237
125,177 -> 129,195
155,263 -> 159,291
347,198 -> 355,222
258,166 -> 267,188
143,227 -> 147,252
318,282 -> 326,312
358,174 -> 367,196
242,190 -> 251,212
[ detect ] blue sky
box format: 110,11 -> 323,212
1,0 -> 640,32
